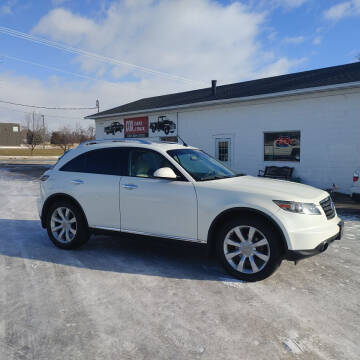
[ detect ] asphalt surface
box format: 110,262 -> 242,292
0,164 -> 359,360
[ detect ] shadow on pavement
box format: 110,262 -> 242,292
0,218 -> 229,281
0,164 -> 51,181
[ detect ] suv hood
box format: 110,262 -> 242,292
199,176 -> 329,203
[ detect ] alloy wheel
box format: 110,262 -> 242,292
50,207 -> 77,244
223,225 -> 270,274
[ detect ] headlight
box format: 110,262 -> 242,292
273,200 -> 321,215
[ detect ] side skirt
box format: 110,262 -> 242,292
90,226 -> 206,244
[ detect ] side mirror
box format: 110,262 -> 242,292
153,167 -> 177,180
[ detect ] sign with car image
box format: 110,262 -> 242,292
149,114 -> 177,137
100,114 -> 177,139
104,121 -> 124,135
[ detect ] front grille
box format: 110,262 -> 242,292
320,196 -> 335,220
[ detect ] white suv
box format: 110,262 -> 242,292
38,139 -> 343,281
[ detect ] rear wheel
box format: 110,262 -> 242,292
216,217 -> 283,282
46,201 -> 89,249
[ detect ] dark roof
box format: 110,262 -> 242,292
86,62 -> 360,118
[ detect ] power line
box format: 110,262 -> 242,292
0,104 -> 88,120
0,99 -> 97,110
0,26 -> 205,85
0,54 -> 103,82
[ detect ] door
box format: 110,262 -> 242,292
59,147 -> 128,229
215,137 -> 232,167
120,148 -> 198,240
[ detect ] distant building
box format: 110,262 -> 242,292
0,123 -> 21,146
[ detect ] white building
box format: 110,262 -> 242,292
86,63 -> 360,194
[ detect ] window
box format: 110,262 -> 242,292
215,137 -> 231,167
61,148 -> 129,175
130,149 -> 177,178
61,152 -> 86,172
264,131 -> 300,162
168,149 -> 238,181
217,141 -> 228,161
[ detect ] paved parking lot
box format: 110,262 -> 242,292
0,164 -> 359,360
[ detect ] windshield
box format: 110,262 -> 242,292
167,148 -> 241,181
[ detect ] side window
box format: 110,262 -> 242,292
61,148 -> 129,175
130,149 -> 178,178
60,153 -> 86,172
85,148 -> 128,175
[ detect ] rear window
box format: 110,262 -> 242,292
60,148 -> 129,175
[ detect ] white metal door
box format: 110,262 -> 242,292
120,177 -> 197,240
119,148 -> 197,240
215,137 -> 231,167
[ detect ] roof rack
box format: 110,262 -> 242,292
80,138 -> 153,146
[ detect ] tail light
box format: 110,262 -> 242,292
353,172 -> 359,182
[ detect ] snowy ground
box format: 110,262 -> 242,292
0,164 -> 359,360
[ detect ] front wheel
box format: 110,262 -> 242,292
46,201 -> 89,249
216,217 -> 283,282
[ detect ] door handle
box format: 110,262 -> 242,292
71,179 -> 84,185
122,183 -> 138,190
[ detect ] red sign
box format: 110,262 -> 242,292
124,116 -> 149,138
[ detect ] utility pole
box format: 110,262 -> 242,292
96,99 -> 99,113
42,114 -> 45,149
32,111 -> 35,131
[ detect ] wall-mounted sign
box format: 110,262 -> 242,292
149,114 -> 177,137
124,116 -> 149,138
104,121 -> 124,135
97,113 -> 177,139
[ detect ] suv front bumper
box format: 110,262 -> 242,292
285,220 -> 344,262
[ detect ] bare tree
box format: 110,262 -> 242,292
86,125 -> 95,140
51,127 -> 74,153
24,113 -> 44,155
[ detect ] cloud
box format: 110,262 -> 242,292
324,0 -> 360,20
313,36 -> 322,45
0,0 -> 16,15
1,0 -> 305,130
283,35 -> 305,44
32,0 -> 300,84
0,71 -> 192,130
33,8 -> 96,45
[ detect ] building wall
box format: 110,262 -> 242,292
94,87 -> 360,193
177,88 -> 360,194
0,123 -> 21,146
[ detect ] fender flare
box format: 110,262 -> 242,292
206,207 -> 289,253
41,193 -> 88,229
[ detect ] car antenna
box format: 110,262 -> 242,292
177,135 -> 188,147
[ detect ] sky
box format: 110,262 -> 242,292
0,0 -> 359,130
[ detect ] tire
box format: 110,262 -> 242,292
164,127 -> 170,135
216,216 -> 283,282
46,201 -> 89,249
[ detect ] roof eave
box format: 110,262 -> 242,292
84,80 -> 360,120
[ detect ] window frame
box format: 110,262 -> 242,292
263,130 -> 301,162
